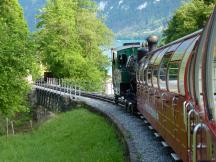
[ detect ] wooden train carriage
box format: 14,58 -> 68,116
190,5 -> 216,162
137,5 -> 216,162
137,30 -> 202,162
112,43 -> 140,99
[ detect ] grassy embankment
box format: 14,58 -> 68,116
0,108 -> 125,162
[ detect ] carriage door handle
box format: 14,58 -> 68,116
161,93 -> 167,111
187,109 -> 199,149
172,96 -> 178,118
183,101 -> 192,126
161,93 -> 167,101
172,96 -> 178,106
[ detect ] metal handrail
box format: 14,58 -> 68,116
192,123 -> 211,162
183,101 -> 191,126
187,109 -> 199,148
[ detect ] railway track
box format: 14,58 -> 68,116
34,84 -> 181,162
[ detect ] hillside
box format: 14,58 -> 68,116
19,0 -> 186,39
0,108 -> 124,162
94,0 -> 186,39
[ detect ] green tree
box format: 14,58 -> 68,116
0,0 -> 36,116
36,0 -> 113,85
163,0 -> 215,43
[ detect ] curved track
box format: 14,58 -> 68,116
78,96 -> 174,162
34,85 -> 178,162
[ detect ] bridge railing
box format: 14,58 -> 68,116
35,77 -> 114,97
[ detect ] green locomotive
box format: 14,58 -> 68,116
112,36 -> 158,107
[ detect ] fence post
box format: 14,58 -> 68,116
11,121 -> 14,135
6,118 -> 9,137
79,82 -> 81,96
75,85 -> 77,99
30,120 -> 33,130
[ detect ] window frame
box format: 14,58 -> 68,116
167,61 -> 181,93
147,66 -> 153,87
158,52 -> 174,90
194,19 -> 211,109
204,9 -> 216,120
178,36 -> 200,96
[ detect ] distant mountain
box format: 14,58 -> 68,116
94,0 -> 186,39
19,0 -> 46,32
19,0 -> 186,39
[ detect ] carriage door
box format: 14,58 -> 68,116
192,9 -> 215,162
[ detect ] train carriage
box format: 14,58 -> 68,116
111,4 -> 216,162
191,6 -> 216,161
136,6 -> 216,162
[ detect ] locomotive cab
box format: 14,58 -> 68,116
112,43 -> 141,102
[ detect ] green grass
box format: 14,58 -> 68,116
0,108 -> 125,162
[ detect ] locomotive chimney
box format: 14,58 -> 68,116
146,35 -> 159,52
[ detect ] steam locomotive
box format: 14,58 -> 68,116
112,5 -> 216,162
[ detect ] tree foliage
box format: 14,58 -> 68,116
36,0 -> 113,85
0,0 -> 37,116
163,0 -> 216,44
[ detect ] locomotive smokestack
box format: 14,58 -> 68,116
146,35 -> 159,52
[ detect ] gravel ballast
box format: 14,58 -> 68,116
78,96 -> 174,162
34,86 -> 175,162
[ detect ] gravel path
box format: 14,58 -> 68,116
78,96 -> 174,162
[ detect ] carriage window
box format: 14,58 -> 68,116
169,42 -> 182,51
138,64 -> 143,83
144,69 -> 147,84
140,64 -> 144,83
154,47 -> 170,65
152,66 -> 158,87
195,29 -> 211,110
158,53 -> 173,89
205,11 -> 216,120
179,36 -> 199,95
147,67 -> 152,86
142,64 -> 146,83
168,63 -> 179,93
149,50 -> 162,64
187,53 -> 195,97
141,58 -> 149,84
171,37 -> 197,61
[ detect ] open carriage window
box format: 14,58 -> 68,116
178,36 -> 200,95
152,47 -> 170,88
152,66 -> 158,88
147,66 -> 153,86
168,63 -> 179,93
144,60 -> 150,84
142,62 -> 147,84
140,64 -> 145,83
143,68 -> 147,84
158,52 -> 173,90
